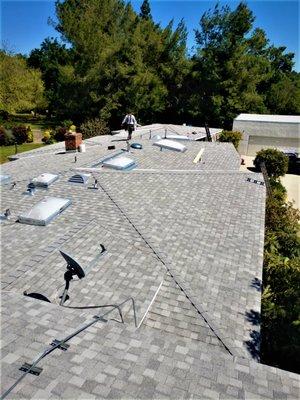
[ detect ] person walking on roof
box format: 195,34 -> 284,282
122,112 -> 137,140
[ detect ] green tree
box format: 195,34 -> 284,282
266,72 -> 300,115
54,0 -> 187,126
218,130 -> 242,149
0,51 -> 46,114
28,38 -> 74,115
140,0 -> 152,20
190,2 -> 297,128
254,148 -> 289,178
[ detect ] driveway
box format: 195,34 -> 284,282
240,155 -> 299,209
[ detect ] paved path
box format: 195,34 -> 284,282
32,128 -> 43,143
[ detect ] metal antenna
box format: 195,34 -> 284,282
93,178 -> 98,190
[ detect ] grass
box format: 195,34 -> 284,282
0,143 -> 44,164
4,113 -> 56,132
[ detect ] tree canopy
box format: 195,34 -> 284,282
2,0 -> 298,128
188,2 -> 299,128
0,51 -> 46,113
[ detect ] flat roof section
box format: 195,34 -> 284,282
235,113 -> 300,124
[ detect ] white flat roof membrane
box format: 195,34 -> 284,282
235,114 -> 300,124
18,197 -> 71,226
153,139 -> 187,152
31,173 -> 59,187
102,155 -> 136,170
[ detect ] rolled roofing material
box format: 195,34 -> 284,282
102,156 -> 136,170
31,173 -> 59,188
18,197 -> 71,226
153,139 -> 187,153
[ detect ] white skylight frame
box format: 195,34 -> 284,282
153,139 -> 187,152
31,173 -> 59,188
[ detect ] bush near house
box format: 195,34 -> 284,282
0,126 -> 15,146
80,118 -> 110,140
261,172 -> 300,373
42,129 -> 55,144
218,130 -> 242,150
254,148 -> 289,178
12,125 -> 31,144
54,126 -> 68,142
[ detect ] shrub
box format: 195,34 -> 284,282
254,148 -> 289,178
269,178 -> 287,202
80,118 -> 110,139
54,126 -> 68,142
42,129 -> 55,144
61,120 -> 73,129
69,124 -> 76,132
0,110 -> 9,121
218,130 -> 242,149
261,179 -> 300,373
12,125 -> 29,144
26,126 -> 33,143
0,126 -> 14,146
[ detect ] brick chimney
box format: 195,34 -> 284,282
65,132 -> 82,152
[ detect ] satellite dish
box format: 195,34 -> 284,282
59,250 -> 85,279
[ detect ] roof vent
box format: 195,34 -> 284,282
153,139 -> 187,153
31,173 -> 59,188
131,143 -> 143,150
68,173 -> 91,185
18,197 -> 71,226
102,155 -> 136,170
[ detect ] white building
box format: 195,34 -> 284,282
233,114 -> 300,156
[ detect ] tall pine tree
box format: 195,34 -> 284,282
140,0 -> 152,20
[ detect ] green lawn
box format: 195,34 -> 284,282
0,143 -> 44,164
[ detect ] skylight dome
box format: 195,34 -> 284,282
18,197 -> 71,226
0,175 -> 11,185
102,155 -> 136,170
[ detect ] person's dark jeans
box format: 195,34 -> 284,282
127,124 -> 134,140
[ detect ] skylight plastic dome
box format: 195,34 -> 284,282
18,197 -> 71,226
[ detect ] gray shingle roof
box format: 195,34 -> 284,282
1,133 -> 299,399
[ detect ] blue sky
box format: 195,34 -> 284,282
1,0 -> 299,71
